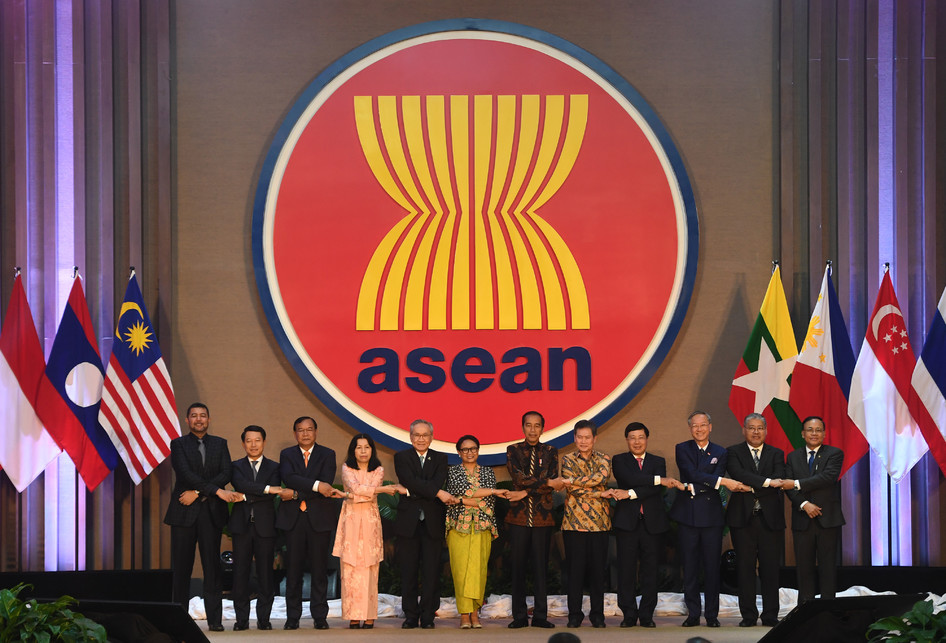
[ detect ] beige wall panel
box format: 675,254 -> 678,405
172,0 -> 778,480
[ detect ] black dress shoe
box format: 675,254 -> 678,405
531,618 -> 554,628
233,621 -> 249,631
739,618 -> 757,627
566,619 -> 581,628
420,622 -> 434,629
314,619 -> 329,629
640,619 -> 656,628
706,618 -> 721,627
591,620 -> 606,628
620,618 -> 636,628
284,620 -> 299,630
507,618 -> 528,629
402,619 -> 418,629
257,622 -> 272,630
208,624 -> 224,632
682,616 -> 700,627
762,618 -> 780,627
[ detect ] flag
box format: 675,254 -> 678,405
0,275 -> 61,491
789,265 -> 868,476
38,276 -> 119,491
908,287 -> 946,476
729,266 -> 803,454
848,271 -> 927,482
98,273 -> 180,484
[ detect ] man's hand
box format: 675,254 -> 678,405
768,478 -> 783,488
721,478 -> 751,493
505,490 -> 528,502
276,488 -> 294,501
216,489 -> 243,503
803,503 -> 822,518
606,488 -> 630,500
778,479 -> 796,490
317,482 -> 336,497
660,477 -> 684,490
436,489 -> 459,505
329,488 -> 347,499
547,477 -> 567,491
179,490 -> 199,505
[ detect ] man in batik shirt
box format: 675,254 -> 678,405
561,419 -> 612,629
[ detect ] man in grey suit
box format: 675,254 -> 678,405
164,402 -> 242,632
726,413 -> 786,627
780,416 -> 845,603
228,425 -> 293,631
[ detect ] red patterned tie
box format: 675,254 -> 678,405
637,457 -> 644,514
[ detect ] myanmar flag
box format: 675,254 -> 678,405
729,266 -> 803,454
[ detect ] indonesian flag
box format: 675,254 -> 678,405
789,265 -> 868,476
908,287 -> 946,476
0,275 -> 61,491
729,266 -> 803,454
848,271 -> 927,482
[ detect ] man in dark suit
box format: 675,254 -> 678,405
228,425 -> 293,631
726,413 -> 786,627
275,416 -> 339,630
608,421 -> 683,629
781,415 -> 845,603
393,419 -> 455,629
669,410 -> 750,628
164,402 -> 241,632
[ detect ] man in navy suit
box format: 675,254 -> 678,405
276,416 -> 339,630
229,425 -> 293,631
393,419 -> 456,629
164,402 -> 241,632
726,413 -> 786,627
608,422 -> 684,628
669,410 -> 750,628
780,416 -> 845,603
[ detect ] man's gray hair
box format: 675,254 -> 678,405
409,419 -> 433,435
687,410 -> 712,425
743,412 -> 766,427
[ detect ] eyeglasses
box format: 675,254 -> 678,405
410,433 -> 432,441
458,447 -> 479,454
803,427 -> 825,433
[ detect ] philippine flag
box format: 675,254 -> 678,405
37,277 -> 119,491
908,287 -> 946,476
789,265 -> 868,476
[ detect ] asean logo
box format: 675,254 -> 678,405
253,19 -> 698,462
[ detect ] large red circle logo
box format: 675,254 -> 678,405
253,20 -> 698,462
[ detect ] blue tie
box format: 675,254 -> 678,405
808,450 -> 815,472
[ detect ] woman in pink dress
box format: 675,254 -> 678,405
333,433 -> 405,629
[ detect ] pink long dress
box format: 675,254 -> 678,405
332,464 -> 385,620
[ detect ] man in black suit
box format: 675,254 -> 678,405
393,419 -> 456,629
780,416 -> 845,603
164,402 -> 241,632
726,413 -> 786,627
275,416 -> 339,630
669,410 -> 751,628
608,421 -> 683,629
228,425 -> 293,631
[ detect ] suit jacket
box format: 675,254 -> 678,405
275,443 -> 338,532
394,448 -> 448,539
669,440 -> 728,528
725,442 -> 786,531
164,432 -> 231,529
611,452 -> 670,534
785,444 -> 845,530
229,455 -> 281,538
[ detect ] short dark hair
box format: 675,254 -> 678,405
802,416 -> 826,430
241,425 -> 266,441
344,433 -> 381,471
624,421 -> 650,438
522,410 -> 545,427
573,419 -> 597,436
455,434 -> 480,451
186,402 -> 209,416
293,416 -> 317,431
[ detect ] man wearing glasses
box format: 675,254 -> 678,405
780,416 -> 845,603
394,419 -> 457,629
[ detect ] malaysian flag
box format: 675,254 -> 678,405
98,272 -> 180,483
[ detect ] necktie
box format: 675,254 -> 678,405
418,453 -> 426,521
300,450 -> 309,512
197,438 -> 205,466
526,446 -> 538,527
808,450 -> 815,472
636,457 -> 644,515
751,449 -> 762,512
250,459 -> 258,520
752,448 -> 760,470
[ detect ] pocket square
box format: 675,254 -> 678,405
710,457 -> 718,464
